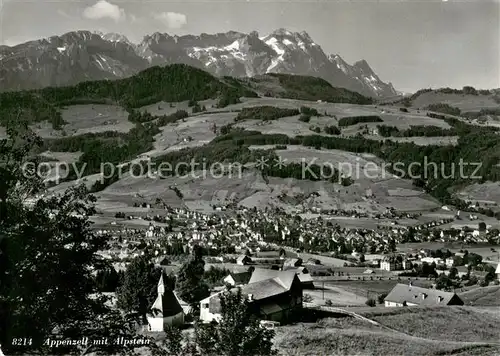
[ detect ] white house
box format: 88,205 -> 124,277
146,274 -> 184,331
384,283 -> 464,307
200,270 -> 303,324
199,291 -> 224,323
496,262 -> 500,280
421,257 -> 445,265
380,256 -> 402,271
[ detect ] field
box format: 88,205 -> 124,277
225,98 -> 454,141
456,182 -> 500,209
275,307 -> 500,356
39,151 -> 82,163
411,91 -> 500,112
361,306 -> 500,343
30,104 -> 134,138
459,286 -> 500,306
147,112 -> 237,157
250,145 -> 392,181
248,145 -> 440,214
305,279 -> 435,307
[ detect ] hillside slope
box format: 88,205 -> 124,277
275,310 -> 500,356
0,64 -> 373,129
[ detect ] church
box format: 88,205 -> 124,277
146,274 -> 185,331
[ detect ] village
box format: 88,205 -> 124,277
92,203 -> 500,333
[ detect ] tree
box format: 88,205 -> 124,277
435,274 -> 453,291
194,288 -> 276,356
377,293 -> 388,304
483,264 -> 496,285
478,221 -> 487,231
365,298 -> 376,307
175,246 -> 209,312
0,127 -> 142,355
388,238 -> 397,252
95,267 -> 122,292
464,252 -> 483,267
116,255 -> 165,322
448,267 -> 458,280
204,266 -> 230,287
161,325 -> 184,355
278,248 -> 286,258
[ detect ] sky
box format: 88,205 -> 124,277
0,0 -> 498,93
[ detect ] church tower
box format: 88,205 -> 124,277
158,273 -> 165,295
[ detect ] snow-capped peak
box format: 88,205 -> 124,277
0,29 -> 398,98
101,32 -> 132,44
329,54 -> 351,75
298,30 -> 314,43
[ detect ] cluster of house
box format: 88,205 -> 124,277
370,249 -> 500,283
94,206 -> 500,274
145,264 -> 473,332
146,266 -> 307,332
303,207 -> 420,221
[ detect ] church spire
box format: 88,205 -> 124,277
158,273 -> 165,295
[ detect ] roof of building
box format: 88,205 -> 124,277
496,263 -> 500,274
297,273 -> 314,284
248,269 -> 297,290
207,270 -> 300,314
227,271 -> 252,284
279,266 -> 313,283
149,289 -> 183,318
384,283 -> 462,306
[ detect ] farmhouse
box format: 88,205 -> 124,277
384,283 -> 464,307
200,270 -> 303,324
146,274 -> 184,331
496,262 -> 500,280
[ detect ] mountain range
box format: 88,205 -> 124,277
0,29 -> 398,97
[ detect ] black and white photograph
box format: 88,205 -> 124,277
0,0 -> 499,355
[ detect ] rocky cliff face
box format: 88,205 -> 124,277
0,29 -> 397,97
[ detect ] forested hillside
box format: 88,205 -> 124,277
0,64 -> 257,129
